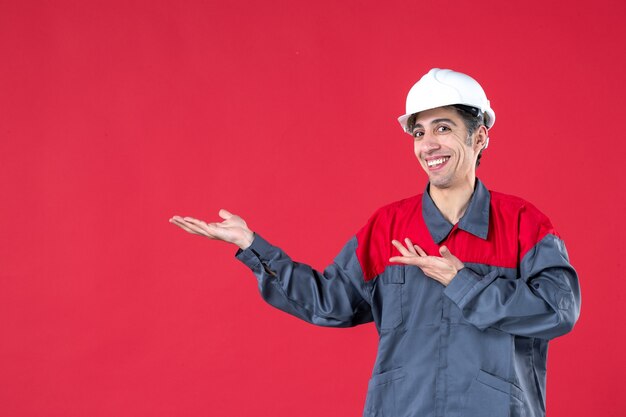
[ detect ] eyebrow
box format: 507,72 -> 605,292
412,118 -> 458,129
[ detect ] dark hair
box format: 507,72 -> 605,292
451,105 -> 485,168
405,105 -> 487,167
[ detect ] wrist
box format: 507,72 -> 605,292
237,230 -> 254,250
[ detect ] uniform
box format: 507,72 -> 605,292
235,179 -> 581,417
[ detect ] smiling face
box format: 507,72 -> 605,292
410,106 -> 487,190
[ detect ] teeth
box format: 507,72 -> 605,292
427,157 -> 449,167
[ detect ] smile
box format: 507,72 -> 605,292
426,157 -> 450,167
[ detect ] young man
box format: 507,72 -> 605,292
170,68 -> 581,417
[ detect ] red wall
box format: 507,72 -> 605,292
1,1 -> 624,416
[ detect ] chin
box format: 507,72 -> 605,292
429,179 -> 453,189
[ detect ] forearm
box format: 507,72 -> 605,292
236,234 -> 373,327
444,235 -> 581,339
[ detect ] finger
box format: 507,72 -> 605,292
183,218 -> 212,234
182,217 -> 207,228
184,217 -> 206,226
389,256 -> 427,267
196,221 -> 219,236
171,216 -> 197,227
187,219 -> 225,238
389,256 -> 409,264
170,217 -> 190,227
413,244 -> 428,257
219,209 -> 233,220
170,218 -> 202,235
391,240 -> 411,257
404,238 -> 418,255
182,221 -> 211,237
439,245 -> 464,270
176,218 -> 214,237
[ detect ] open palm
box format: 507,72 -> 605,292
169,209 -> 254,249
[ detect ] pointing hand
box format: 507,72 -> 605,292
389,238 -> 464,286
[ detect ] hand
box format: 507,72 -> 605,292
389,238 -> 464,286
169,209 -> 254,250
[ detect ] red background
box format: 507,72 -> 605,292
1,1 -> 625,416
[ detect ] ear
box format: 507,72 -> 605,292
473,125 -> 488,152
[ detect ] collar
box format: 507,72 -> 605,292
421,179 -> 491,244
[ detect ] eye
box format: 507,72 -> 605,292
436,125 -> 451,133
412,130 -> 424,139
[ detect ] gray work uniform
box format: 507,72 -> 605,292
235,179 -> 581,417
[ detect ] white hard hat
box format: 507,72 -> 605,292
397,68 -> 496,135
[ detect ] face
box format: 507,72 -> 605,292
410,107 -> 486,189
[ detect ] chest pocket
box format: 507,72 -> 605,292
376,266 -> 405,330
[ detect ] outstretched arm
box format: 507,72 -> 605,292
169,210 -> 372,327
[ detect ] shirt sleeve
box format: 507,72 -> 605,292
443,217 -> 581,340
235,233 -> 374,327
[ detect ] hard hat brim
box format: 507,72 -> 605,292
397,105 -> 495,133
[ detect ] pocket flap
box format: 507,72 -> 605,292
382,266 -> 405,284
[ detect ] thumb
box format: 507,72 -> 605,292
218,208 -> 233,220
439,245 -> 454,259
440,245 -> 464,270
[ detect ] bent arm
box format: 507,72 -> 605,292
444,234 -> 581,339
236,234 -> 373,327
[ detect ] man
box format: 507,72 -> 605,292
170,68 -> 581,417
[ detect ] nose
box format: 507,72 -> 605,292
419,131 -> 441,153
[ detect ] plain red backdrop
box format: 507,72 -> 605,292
1,0 -> 625,416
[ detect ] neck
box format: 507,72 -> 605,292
429,176 -> 476,225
